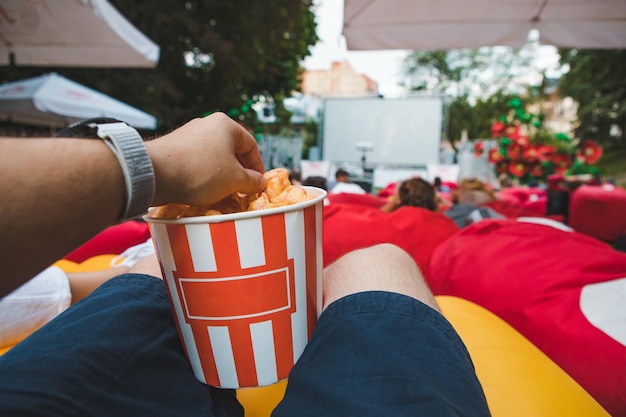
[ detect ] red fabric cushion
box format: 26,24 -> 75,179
494,187 -> 548,215
64,221 -> 151,263
484,199 -> 562,222
429,219 -> 626,416
376,182 -> 397,198
323,204 -> 459,280
569,185 -> 626,242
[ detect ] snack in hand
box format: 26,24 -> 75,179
149,168 -> 314,219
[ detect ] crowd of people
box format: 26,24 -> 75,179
297,165 -> 506,230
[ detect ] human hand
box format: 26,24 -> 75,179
380,194 -> 401,213
147,112 -> 266,207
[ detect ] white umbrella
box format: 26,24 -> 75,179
0,72 -> 157,129
0,0 -> 159,67
343,0 -> 626,51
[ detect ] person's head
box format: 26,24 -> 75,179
395,177 -> 438,212
452,177 -> 496,205
289,169 -> 302,184
433,176 -> 442,190
302,176 -> 328,191
335,168 -> 349,182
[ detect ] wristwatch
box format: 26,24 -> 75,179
57,118 -> 155,221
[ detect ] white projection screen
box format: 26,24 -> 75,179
322,96 -> 444,166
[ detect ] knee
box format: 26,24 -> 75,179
322,244 -> 438,311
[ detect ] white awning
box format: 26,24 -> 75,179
0,0 -> 160,67
0,73 -> 157,129
343,0 -> 626,51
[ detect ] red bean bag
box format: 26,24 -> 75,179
64,220 -> 151,263
429,219 -> 626,416
568,184 -> 626,242
495,187 -> 548,215
376,182 -> 397,198
484,199 -> 563,223
323,204 -> 459,280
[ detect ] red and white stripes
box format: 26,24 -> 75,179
148,202 -> 323,388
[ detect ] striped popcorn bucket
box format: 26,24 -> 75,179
144,187 -> 326,388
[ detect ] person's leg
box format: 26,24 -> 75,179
0,274 -> 242,417
66,265 -> 129,304
321,242 -> 440,312
0,266 -> 71,348
273,243 -> 491,417
69,238 -> 157,304
0,250 -> 160,349
67,251 -> 163,304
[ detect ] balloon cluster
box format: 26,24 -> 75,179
473,98 -> 602,184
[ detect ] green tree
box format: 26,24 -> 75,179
402,46 -> 537,98
445,92 -> 527,142
403,50 -> 483,96
0,0 -> 318,133
558,49 -> 626,149
403,45 -> 544,146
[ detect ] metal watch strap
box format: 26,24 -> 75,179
96,122 -> 155,220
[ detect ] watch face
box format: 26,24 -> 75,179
56,117 -> 123,138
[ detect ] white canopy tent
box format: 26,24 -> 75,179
343,0 -> 626,51
0,0 -> 159,67
0,73 -> 157,129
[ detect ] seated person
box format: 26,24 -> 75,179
452,177 -> 497,205
329,168 -> 366,195
380,177 -> 439,213
324,177 -> 459,278
0,240 -> 155,348
444,177 -> 504,228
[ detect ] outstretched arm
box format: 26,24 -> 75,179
0,113 -> 266,297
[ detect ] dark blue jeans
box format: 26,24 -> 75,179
0,275 -> 490,417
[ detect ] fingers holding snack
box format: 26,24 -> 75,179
147,113 -> 266,208
150,168 -> 315,219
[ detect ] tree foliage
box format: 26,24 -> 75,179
402,46 -> 536,98
445,92 -> 526,142
403,46 -> 545,145
0,0 -> 318,133
558,49 -> 626,148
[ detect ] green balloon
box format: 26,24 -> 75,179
508,98 -> 522,109
555,133 -> 570,142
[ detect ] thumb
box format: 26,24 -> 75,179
236,169 -> 267,195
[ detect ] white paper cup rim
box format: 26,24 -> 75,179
144,186 -> 327,224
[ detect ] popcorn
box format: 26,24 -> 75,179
149,168 -> 313,219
